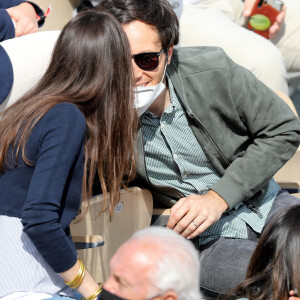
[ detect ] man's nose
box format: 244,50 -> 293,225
103,276 -> 118,294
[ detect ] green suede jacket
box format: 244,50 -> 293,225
135,47 -> 300,209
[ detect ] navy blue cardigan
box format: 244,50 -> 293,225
0,103 -> 86,273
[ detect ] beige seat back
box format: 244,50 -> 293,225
275,90 -> 299,118
274,91 -> 300,191
70,187 -> 153,283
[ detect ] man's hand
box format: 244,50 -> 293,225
243,0 -> 286,39
6,2 -> 38,37
166,190 -> 228,239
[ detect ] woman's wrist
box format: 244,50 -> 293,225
81,283 -> 103,300
60,258 -> 100,298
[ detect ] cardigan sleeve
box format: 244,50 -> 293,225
0,8 -> 15,41
21,103 -> 86,273
0,0 -> 26,8
0,45 -> 13,104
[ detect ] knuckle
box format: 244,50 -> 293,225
177,223 -> 187,231
202,211 -> 209,219
172,211 -> 181,221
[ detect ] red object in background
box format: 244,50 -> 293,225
247,0 -> 283,39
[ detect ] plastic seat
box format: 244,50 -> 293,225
70,187 -> 153,282
274,91 -> 300,193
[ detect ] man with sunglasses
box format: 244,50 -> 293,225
96,0 -> 300,297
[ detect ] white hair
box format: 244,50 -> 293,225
129,227 -> 201,300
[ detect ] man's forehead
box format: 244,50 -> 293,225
122,20 -> 162,53
110,244 -> 154,288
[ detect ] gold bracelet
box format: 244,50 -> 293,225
64,258 -> 86,289
85,283 -> 103,300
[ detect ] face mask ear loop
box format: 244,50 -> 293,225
161,52 -> 168,83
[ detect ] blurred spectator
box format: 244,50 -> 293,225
102,227 -> 202,300
228,205 -> 300,300
0,0 -> 44,41
180,0 -> 300,94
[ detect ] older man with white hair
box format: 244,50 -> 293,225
101,226 -> 201,300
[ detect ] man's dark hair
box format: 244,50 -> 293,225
96,0 -> 179,49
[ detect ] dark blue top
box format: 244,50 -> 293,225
0,45 -> 13,104
0,103 -> 86,273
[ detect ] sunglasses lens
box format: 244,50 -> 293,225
134,53 -> 159,71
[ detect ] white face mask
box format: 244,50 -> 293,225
134,63 -> 167,117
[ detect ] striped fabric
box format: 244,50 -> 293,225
141,76 -> 280,244
1,292 -> 53,300
0,215 -> 73,298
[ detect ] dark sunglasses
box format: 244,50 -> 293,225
132,48 -> 165,71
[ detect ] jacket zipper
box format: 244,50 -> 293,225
187,113 -> 264,216
243,201 -> 263,218
187,112 -> 231,167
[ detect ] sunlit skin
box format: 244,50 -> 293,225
103,240 -> 177,300
122,20 -> 173,116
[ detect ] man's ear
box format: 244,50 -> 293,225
167,45 -> 174,65
161,291 -> 177,300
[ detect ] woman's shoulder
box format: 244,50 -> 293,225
48,102 -> 84,117
36,103 -> 86,139
45,103 -> 85,128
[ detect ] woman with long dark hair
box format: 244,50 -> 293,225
0,10 -> 136,300
229,204 -> 300,300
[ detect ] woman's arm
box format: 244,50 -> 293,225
21,103 -> 100,297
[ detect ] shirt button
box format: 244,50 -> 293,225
161,123 -> 165,129
182,174 -> 187,179
173,154 -> 178,159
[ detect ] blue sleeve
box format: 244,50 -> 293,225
0,45 -> 13,104
21,103 -> 86,273
0,0 -> 25,8
0,0 -> 41,9
0,9 -> 15,41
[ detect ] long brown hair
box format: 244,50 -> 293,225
228,205 -> 300,300
0,10 -> 137,218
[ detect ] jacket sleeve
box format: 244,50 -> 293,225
211,55 -> 300,209
21,103 -> 86,273
0,9 -> 14,43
